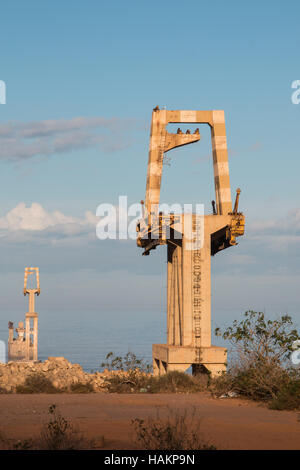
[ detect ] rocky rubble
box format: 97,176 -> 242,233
0,357 -> 110,393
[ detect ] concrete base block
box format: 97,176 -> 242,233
152,344 -> 227,378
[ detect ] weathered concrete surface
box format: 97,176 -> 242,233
0,393 -> 299,450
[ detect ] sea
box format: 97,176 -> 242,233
0,308 -> 166,372
3,307 -> 294,372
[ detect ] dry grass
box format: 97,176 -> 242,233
0,404 -> 95,450
132,407 -> 216,450
104,370 -> 206,394
210,363 -> 300,410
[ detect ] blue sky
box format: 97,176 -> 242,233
0,0 -> 300,336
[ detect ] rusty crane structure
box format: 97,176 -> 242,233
137,107 -> 245,377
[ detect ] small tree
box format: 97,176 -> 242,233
215,310 -> 299,367
100,351 -> 152,373
100,352 -> 152,393
214,311 -> 300,402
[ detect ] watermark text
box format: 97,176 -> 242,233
0,80 -> 6,104
291,80 -> 300,104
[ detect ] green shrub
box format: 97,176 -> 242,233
15,373 -> 61,394
148,371 -> 204,394
70,382 -> 94,393
101,351 -> 152,393
269,379 -> 300,410
101,351 -> 152,373
103,369 -> 150,393
211,363 -> 300,407
209,371 -> 235,397
104,369 -> 204,394
231,363 -> 290,401
101,352 -> 204,394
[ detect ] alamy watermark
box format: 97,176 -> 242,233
291,340 -> 300,365
95,196 -> 204,250
0,340 -> 5,363
0,80 -> 6,104
291,80 -> 300,104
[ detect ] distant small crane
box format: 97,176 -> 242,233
8,267 -> 40,362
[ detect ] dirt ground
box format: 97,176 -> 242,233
0,392 -> 299,450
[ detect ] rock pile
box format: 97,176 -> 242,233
0,357 -> 108,393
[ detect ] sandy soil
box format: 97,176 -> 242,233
0,392 -> 299,450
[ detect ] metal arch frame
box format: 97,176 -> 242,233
145,108 -> 232,223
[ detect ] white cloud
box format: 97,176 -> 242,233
0,116 -> 136,161
0,203 -> 99,244
0,201 -> 142,246
0,202 -> 74,231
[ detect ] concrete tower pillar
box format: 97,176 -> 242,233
33,316 -> 38,361
8,322 -> 14,343
24,267 -> 40,362
25,315 -> 31,360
